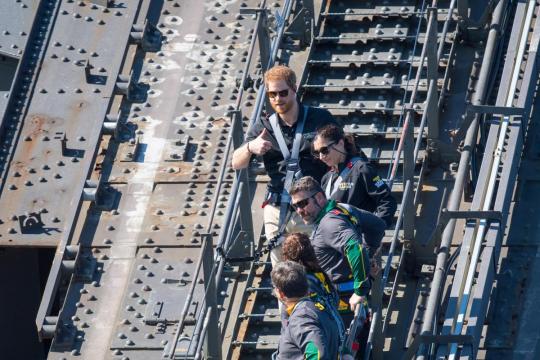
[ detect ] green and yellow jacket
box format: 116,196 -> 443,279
311,200 -> 386,297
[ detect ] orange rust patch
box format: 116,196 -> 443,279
26,114 -> 64,138
212,117 -> 229,127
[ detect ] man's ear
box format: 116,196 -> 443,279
276,287 -> 286,301
315,191 -> 326,204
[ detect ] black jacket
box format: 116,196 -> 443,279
321,156 -> 397,227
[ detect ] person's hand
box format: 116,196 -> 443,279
349,293 -> 365,312
248,128 -> 273,155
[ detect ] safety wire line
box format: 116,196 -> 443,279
365,0 -> 426,351
448,1 -> 536,358
166,241 -> 207,359
182,213 -> 247,360
173,180 -> 246,358
379,0 -> 429,310
180,244 -> 221,360
204,0 -> 268,240
386,0 -> 429,184
193,307 -> 213,360
169,177 -> 244,359
178,183 -> 245,358
177,177 -> 245,358
383,0 -> 456,319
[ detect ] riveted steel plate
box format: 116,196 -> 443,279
110,247 -> 202,350
83,180 -> 230,247
48,0 -> 258,356
106,0 -> 254,184
79,183 -> 130,247
0,0 -> 144,247
135,182 -> 227,247
49,247 -> 121,358
0,0 -> 39,58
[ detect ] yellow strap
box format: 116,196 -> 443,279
335,204 -> 358,225
314,271 -> 332,293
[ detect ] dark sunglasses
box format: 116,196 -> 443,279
267,89 -> 289,99
291,194 -> 315,210
312,141 -> 336,158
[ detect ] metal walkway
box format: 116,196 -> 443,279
0,0 -> 539,359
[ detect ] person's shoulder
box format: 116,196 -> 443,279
305,105 -> 329,114
343,203 -> 366,216
353,158 -> 378,176
293,299 -> 324,319
349,204 -> 383,221
333,204 -> 369,226
304,105 -> 335,121
289,301 -> 314,323
251,114 -> 275,135
260,112 -> 274,127
351,155 -> 370,168
322,209 -> 350,226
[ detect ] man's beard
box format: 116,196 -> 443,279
301,214 -> 316,225
272,100 -> 293,115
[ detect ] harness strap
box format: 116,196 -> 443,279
334,203 -> 359,226
336,280 -> 355,293
269,105 -> 309,230
325,157 -> 362,198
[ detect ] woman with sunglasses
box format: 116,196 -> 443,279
313,124 -> 397,228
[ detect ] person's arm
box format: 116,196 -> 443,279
343,235 -> 370,296
354,208 -> 386,251
324,219 -> 370,309
361,164 -> 397,227
231,125 -> 273,170
231,142 -> 252,170
344,233 -> 370,311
